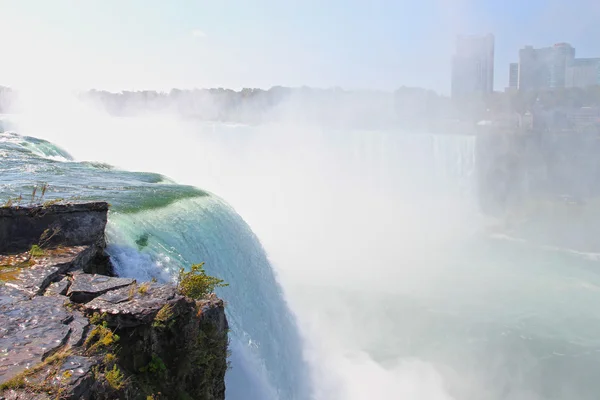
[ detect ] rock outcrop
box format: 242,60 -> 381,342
0,202 -> 228,400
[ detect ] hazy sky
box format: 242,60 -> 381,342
1,0 -> 600,93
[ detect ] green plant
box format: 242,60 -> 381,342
152,304 -> 175,329
105,364 -> 126,390
176,262 -> 228,300
42,198 -> 65,208
29,245 -> 45,257
139,354 -> 167,376
85,322 -> 120,353
189,322 -> 229,394
38,226 -> 61,248
138,282 -> 151,295
104,353 -> 117,366
128,283 -> 137,300
30,183 -> 48,204
89,312 -> 108,325
0,348 -> 72,391
1,194 -> 23,208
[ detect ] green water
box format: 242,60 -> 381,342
4,125 -> 600,400
0,132 -> 208,212
0,131 -> 310,400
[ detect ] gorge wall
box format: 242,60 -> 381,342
0,202 -> 228,400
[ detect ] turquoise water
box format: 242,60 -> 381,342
0,130 -> 310,400
4,117 -> 600,400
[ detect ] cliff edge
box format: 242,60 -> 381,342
0,202 -> 228,400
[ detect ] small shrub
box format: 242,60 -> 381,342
39,226 -> 61,247
89,312 -> 108,325
30,183 -> 49,204
177,262 -> 228,300
139,354 -> 167,376
42,198 -> 65,208
85,323 -> 120,353
138,282 -> 150,295
105,364 -> 126,390
29,245 -> 45,258
128,283 -> 137,300
104,353 -> 117,366
152,304 -> 175,329
61,370 -> 73,381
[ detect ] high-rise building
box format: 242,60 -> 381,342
517,43 -> 575,90
508,63 -> 519,90
451,34 -> 495,98
566,58 -> 600,88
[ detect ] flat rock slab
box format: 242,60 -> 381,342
3,247 -> 93,297
52,355 -> 97,400
84,283 -> 181,328
68,273 -> 134,304
44,277 -> 70,297
0,296 -> 71,385
0,286 -> 28,308
0,390 -> 52,399
0,202 -> 109,254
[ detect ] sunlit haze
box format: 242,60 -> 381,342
2,0 -> 600,92
3,1 -> 600,400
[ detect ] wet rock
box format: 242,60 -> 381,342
0,286 -> 28,308
44,277 -> 70,297
52,355 -> 97,400
0,390 -> 52,399
5,247 -> 94,297
65,311 -> 90,349
0,296 -> 71,384
67,274 -> 135,304
0,201 -> 229,399
0,202 -> 109,254
84,283 -> 180,327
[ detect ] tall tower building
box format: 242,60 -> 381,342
451,34 -> 495,98
508,63 -> 519,90
518,43 -> 575,90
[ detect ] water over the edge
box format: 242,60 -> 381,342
0,130 -> 310,400
4,108 -> 600,400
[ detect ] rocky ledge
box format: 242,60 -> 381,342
0,203 -> 228,400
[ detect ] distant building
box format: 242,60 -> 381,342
518,43 -> 575,90
508,63 -> 519,90
566,58 -> 600,88
451,34 -> 495,98
568,107 -> 600,130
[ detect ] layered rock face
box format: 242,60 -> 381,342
0,203 -> 228,400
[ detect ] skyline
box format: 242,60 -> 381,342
1,0 -> 600,93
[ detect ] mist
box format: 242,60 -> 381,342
4,1 -> 600,399
7,87 -> 581,400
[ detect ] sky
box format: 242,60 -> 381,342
1,0 -> 600,94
